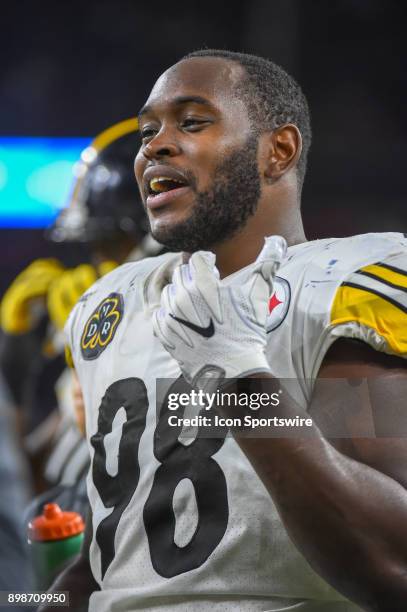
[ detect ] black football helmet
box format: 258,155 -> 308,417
48,118 -> 149,244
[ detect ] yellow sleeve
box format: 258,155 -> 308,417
330,258 -> 407,357
1,258 -> 65,334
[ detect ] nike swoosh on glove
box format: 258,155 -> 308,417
152,236 -> 287,387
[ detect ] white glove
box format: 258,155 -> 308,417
152,236 -> 287,387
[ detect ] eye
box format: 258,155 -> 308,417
181,118 -> 211,131
140,127 -> 158,141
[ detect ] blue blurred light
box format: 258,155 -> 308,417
0,137 -> 90,228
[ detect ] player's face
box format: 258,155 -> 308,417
135,57 -> 262,252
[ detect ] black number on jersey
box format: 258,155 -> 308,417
144,376 -> 228,577
91,376 -> 229,579
90,378 -> 148,578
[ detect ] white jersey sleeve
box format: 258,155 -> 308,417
327,250 -> 406,355
291,232 -> 407,383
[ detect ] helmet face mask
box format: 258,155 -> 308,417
47,119 -> 149,246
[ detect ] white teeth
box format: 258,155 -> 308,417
149,176 -> 184,193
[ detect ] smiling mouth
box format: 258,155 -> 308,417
148,176 -> 188,197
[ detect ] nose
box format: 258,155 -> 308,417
143,129 -> 181,161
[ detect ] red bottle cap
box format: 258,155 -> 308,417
28,503 -> 85,542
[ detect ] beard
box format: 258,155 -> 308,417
150,135 -> 261,253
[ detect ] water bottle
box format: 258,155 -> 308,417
28,503 -> 85,589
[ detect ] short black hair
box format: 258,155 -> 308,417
184,49 -> 312,188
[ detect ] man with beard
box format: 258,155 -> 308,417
45,51 -> 407,611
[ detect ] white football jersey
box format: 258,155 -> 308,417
65,232 -> 407,612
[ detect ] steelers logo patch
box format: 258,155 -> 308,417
266,277 -> 291,333
81,293 -> 124,360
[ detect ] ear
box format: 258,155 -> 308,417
262,124 -> 302,181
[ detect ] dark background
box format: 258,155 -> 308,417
1,0 -> 406,294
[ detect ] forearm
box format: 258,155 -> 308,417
220,375 -> 407,610
151,244 -> 407,608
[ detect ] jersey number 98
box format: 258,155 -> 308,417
91,377 -> 229,579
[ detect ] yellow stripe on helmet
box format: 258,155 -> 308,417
91,117 -> 139,153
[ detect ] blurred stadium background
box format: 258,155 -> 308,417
1,0 -> 406,295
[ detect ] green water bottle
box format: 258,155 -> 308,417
28,503 -> 85,589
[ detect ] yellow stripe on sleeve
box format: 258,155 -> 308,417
331,284 -> 407,354
360,264 -> 407,289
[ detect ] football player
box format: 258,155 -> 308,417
0,118 -> 158,492
51,51 -> 406,611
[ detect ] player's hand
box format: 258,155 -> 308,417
1,258 -> 65,334
152,236 -> 287,386
47,261 -> 117,330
